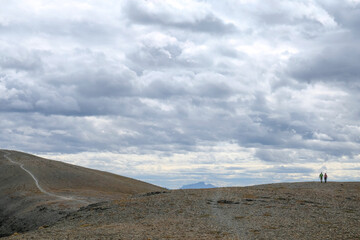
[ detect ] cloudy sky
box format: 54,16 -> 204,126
1,0 -> 360,189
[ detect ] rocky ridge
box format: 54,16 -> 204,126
4,182 -> 360,239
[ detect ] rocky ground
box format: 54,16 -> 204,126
4,182 -> 360,239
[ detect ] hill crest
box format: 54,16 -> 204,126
0,149 -> 164,237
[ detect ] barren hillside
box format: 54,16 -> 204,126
0,150 -> 164,237
1,150 -> 359,239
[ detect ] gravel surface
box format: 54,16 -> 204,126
4,182 -> 360,239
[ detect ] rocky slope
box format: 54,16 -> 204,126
0,150 -> 164,237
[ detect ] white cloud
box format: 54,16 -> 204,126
313,132 -> 333,141
1,0 -> 360,188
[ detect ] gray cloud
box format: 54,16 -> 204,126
75,70 -> 137,98
1,0 -> 360,188
288,45 -> 360,84
319,1 -> 360,31
0,52 -> 43,72
263,165 -> 313,174
125,1 -> 236,34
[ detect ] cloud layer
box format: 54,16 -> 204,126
1,0 -> 360,188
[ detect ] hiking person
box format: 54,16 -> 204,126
324,173 -> 328,183
319,172 -> 323,183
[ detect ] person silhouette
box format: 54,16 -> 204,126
319,172 -> 323,183
324,173 -> 328,183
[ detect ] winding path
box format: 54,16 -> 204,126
2,150 -> 86,203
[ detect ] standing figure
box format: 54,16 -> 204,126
324,173 -> 328,183
319,172 -> 323,183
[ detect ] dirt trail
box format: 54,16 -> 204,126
2,150 -> 87,203
210,189 -> 241,239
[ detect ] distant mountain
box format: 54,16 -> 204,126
180,182 -> 216,189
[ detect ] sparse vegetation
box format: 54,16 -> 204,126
1,150 -> 360,239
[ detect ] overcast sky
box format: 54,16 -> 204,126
1,0 -> 360,188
